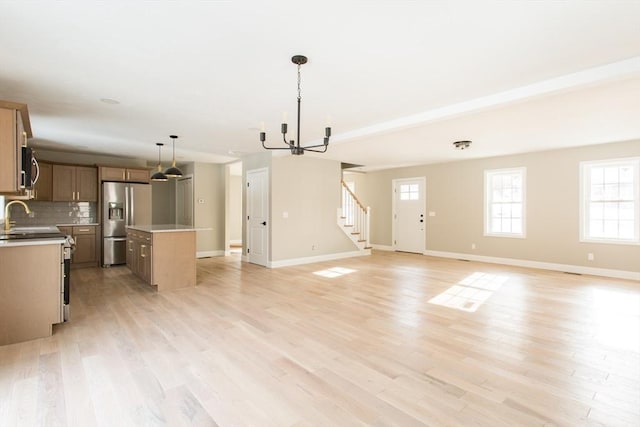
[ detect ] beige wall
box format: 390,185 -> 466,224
270,155 -> 355,261
360,140 -> 640,273
189,162 -> 226,254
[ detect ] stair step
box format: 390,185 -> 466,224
364,246 -> 372,250
358,240 -> 366,243
344,225 -> 354,228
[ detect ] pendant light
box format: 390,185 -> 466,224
164,134 -> 183,177
150,143 -> 168,181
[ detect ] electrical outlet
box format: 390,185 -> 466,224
587,253 -> 594,261
471,243 -> 476,250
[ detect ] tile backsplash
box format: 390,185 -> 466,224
7,201 -> 97,225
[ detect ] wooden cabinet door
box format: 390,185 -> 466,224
73,233 -> 96,264
76,166 -> 97,201
34,162 -> 52,201
72,226 -> 96,264
52,165 -> 75,201
126,168 -> 150,183
0,108 -> 18,193
100,167 -> 126,182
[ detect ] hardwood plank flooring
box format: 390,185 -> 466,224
1,251 -> 639,426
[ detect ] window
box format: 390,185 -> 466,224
484,167 -> 526,237
580,158 -> 639,244
399,184 -> 419,200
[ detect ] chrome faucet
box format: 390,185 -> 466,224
4,200 -> 31,231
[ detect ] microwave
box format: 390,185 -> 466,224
21,146 -> 39,189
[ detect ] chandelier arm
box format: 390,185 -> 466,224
300,145 -> 329,153
300,140 -> 330,149
262,139 -> 293,150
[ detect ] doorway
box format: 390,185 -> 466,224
392,177 -> 426,253
176,175 -> 193,226
246,168 -> 269,266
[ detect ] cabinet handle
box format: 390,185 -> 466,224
22,131 -> 27,147
77,228 -> 90,232
126,170 -> 130,180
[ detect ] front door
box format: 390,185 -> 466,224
393,177 -> 426,253
246,168 -> 269,266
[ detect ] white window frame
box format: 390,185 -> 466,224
484,167 -> 526,238
580,157 -> 640,245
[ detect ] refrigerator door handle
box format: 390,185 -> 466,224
129,185 -> 135,225
125,185 -> 130,226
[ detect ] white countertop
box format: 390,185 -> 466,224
126,224 -> 202,233
0,237 -> 66,248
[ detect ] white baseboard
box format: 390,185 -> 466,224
268,250 -> 371,268
241,255 -> 248,262
423,250 -> 640,281
371,244 -> 394,251
197,250 -> 225,258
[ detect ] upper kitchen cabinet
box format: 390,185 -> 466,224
52,165 -> 98,202
100,166 -> 150,183
0,101 -> 32,194
33,161 -> 52,201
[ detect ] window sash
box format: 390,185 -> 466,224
485,168 -> 526,237
581,158 -> 640,244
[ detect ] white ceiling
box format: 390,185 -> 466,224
1,1 -> 639,171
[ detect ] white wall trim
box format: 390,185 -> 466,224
423,250 -> 640,281
371,244 -> 394,251
229,239 -> 242,245
197,250 -> 225,258
241,255 -> 248,262
268,250 -> 371,269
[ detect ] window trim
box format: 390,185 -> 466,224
579,157 -> 640,245
484,167 -> 527,239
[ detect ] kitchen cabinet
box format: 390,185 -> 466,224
58,225 -> 97,267
126,226 -> 196,291
0,242 -> 62,345
100,166 -> 150,183
52,165 -> 98,202
127,230 -> 152,284
0,102 -> 32,195
33,161 -> 53,201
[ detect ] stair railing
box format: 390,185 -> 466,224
341,180 -> 370,248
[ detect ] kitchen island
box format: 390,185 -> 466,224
126,224 -> 196,292
0,235 -> 65,346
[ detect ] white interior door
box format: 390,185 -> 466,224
393,177 -> 426,253
246,168 -> 269,266
176,176 -> 193,226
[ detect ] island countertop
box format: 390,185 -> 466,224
126,224 -> 201,233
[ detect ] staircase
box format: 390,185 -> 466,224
338,180 -> 371,252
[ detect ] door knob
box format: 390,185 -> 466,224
261,221 -> 267,226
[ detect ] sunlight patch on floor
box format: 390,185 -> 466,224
592,289 -> 640,352
429,272 -> 508,312
313,267 -> 357,278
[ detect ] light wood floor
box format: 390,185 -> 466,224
1,251 -> 639,426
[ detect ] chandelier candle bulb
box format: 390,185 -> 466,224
260,121 -> 265,132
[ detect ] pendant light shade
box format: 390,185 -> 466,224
150,143 -> 168,181
164,135 -> 183,177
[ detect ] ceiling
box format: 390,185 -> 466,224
1,1 -> 639,171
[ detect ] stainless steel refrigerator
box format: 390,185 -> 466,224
102,182 -> 152,266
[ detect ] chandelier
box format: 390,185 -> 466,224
260,55 -> 331,155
